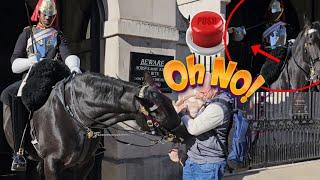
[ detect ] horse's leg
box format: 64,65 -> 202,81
36,160 -> 45,180
43,157 -> 61,180
3,104 -> 14,150
76,157 -> 95,180
25,160 -> 42,180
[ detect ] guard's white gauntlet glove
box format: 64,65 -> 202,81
70,67 -> 82,74
65,55 -> 82,74
12,55 -> 38,73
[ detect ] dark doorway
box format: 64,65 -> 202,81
289,0 -> 319,26
59,0 -> 105,73
0,1 -> 28,91
0,2 -> 28,173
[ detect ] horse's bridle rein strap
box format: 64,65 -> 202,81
138,85 -> 149,116
57,77 -> 98,140
305,29 -> 320,85
289,28 -> 320,89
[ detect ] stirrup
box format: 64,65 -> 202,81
11,149 -> 27,172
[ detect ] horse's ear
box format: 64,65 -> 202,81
304,14 -> 311,27
143,71 -> 155,86
143,71 -> 162,88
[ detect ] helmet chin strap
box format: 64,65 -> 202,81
274,8 -> 284,22
38,14 -> 56,28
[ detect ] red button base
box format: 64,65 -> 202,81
191,11 -> 224,48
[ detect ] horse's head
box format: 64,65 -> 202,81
292,16 -> 320,89
135,73 -> 181,136
304,18 -> 320,88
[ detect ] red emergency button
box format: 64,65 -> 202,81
191,11 -> 224,48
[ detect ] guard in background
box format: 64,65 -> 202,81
229,0 -> 298,86
259,0 -> 291,86
1,0 -> 81,171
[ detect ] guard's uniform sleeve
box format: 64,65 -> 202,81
181,103 -> 225,136
57,32 -> 71,61
10,28 -> 30,64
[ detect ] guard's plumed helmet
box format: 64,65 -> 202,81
269,0 -> 283,14
39,0 -> 57,16
31,0 -> 58,24
266,0 -> 285,22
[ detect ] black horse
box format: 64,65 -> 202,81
3,60 -> 181,180
270,17 -> 320,90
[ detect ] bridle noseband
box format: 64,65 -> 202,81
138,85 -> 165,134
304,29 -> 320,83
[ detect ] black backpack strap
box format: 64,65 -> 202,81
212,130 -> 228,158
209,95 -> 236,158
210,97 -> 234,112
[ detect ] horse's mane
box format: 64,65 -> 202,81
291,28 -> 305,53
292,21 -> 320,54
76,72 -> 140,93
312,21 -> 320,32
72,73 -> 141,109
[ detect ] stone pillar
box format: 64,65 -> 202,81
103,0 -> 179,80
177,0 -> 231,19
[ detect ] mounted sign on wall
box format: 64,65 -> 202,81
130,52 -> 173,93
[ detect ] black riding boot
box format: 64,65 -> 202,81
10,96 -> 28,171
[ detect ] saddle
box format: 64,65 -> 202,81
21,59 -> 70,112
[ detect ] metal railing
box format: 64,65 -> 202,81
245,92 -> 320,168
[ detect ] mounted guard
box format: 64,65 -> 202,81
259,0 -> 289,86
0,0 -> 81,171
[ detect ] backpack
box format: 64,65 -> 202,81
226,110 -> 251,169
209,93 -> 251,170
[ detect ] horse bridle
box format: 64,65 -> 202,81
138,85 -> 159,117
304,29 -> 320,83
137,85 -> 178,141
290,28 -> 320,89
104,85 -> 180,147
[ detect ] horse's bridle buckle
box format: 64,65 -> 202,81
86,128 -> 97,139
147,120 -> 153,128
166,133 -> 176,142
138,85 -> 149,116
